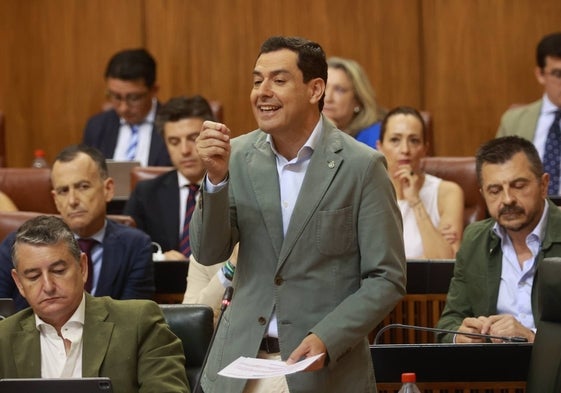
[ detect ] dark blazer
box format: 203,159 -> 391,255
83,107 -> 172,166
0,219 -> 155,311
0,295 -> 189,393
123,169 -> 181,252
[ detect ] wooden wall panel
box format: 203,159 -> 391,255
0,0 -> 144,167
144,0 -> 421,137
1,0 -> 561,166
423,0 -> 561,156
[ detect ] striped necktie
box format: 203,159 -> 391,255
544,110 -> 561,195
179,184 -> 200,257
126,124 -> 139,161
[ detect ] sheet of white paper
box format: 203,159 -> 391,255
218,353 -> 325,379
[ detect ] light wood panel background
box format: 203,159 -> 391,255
0,0 -> 560,167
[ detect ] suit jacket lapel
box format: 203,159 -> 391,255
159,172 -> 181,248
104,111 -> 120,157
279,123 -> 343,267
247,135 -> 284,258
12,314 -> 41,377
82,295 -> 113,377
96,220 -> 120,295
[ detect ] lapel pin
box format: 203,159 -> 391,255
328,160 -> 335,168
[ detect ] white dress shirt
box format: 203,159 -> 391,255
37,294 -> 86,377
113,98 -> 157,166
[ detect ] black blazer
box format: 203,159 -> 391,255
123,169 -> 181,252
83,106 -> 172,166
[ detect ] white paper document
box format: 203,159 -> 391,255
218,353 -> 325,379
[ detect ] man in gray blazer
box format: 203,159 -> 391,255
192,36 -> 406,393
497,32 -> 561,194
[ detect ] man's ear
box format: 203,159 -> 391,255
308,78 -> 326,105
11,269 -> 26,298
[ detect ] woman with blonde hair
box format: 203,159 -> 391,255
323,56 -> 385,147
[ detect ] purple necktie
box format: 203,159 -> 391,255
179,184 -> 199,257
78,238 -> 97,292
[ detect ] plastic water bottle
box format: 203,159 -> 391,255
397,372 -> 421,393
31,149 -> 48,168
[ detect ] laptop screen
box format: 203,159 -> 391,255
0,377 -> 113,393
105,160 -> 141,200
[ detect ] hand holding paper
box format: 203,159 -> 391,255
218,353 -> 325,379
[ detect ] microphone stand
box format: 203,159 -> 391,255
192,286 -> 234,393
374,323 -> 528,345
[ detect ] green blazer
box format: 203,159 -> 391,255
0,295 -> 189,393
436,200 -> 561,342
496,99 -> 542,139
191,117 -> 406,393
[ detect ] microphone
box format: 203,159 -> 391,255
193,286 -> 234,393
374,323 -> 528,345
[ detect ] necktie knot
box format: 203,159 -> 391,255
78,238 -> 97,254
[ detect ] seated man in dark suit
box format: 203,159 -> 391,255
124,95 -> 235,318
0,144 -> 155,311
83,48 -> 171,166
124,95 -> 210,260
0,215 -> 189,392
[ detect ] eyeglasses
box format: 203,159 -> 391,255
542,69 -> 561,79
106,90 -> 150,106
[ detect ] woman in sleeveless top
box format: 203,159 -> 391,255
377,106 -> 464,259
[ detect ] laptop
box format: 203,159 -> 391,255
0,377 -> 113,393
0,298 -> 15,320
105,160 -> 141,200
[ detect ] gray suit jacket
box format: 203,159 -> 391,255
191,117 -> 406,393
0,295 -> 189,393
496,99 -> 542,139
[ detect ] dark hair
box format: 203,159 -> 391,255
54,144 -> 108,179
379,106 -> 427,143
105,48 -> 157,87
475,136 -> 544,186
536,32 -> 561,69
12,215 -> 81,268
155,95 -> 216,136
258,36 -> 327,111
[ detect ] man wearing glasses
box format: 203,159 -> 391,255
497,32 -> 561,196
83,48 -> 171,167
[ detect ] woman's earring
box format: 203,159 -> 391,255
354,106 -> 361,113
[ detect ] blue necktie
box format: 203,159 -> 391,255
179,184 -> 199,257
126,124 -> 139,161
544,110 -> 561,195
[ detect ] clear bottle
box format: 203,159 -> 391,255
397,372 -> 421,393
31,149 -> 48,168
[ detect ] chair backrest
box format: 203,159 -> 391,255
420,156 -> 487,227
130,166 -> 173,191
159,304 -> 214,390
0,168 -> 58,213
0,211 -> 136,243
0,112 -> 5,167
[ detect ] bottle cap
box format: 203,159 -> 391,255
401,372 -> 416,383
34,149 -> 45,157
